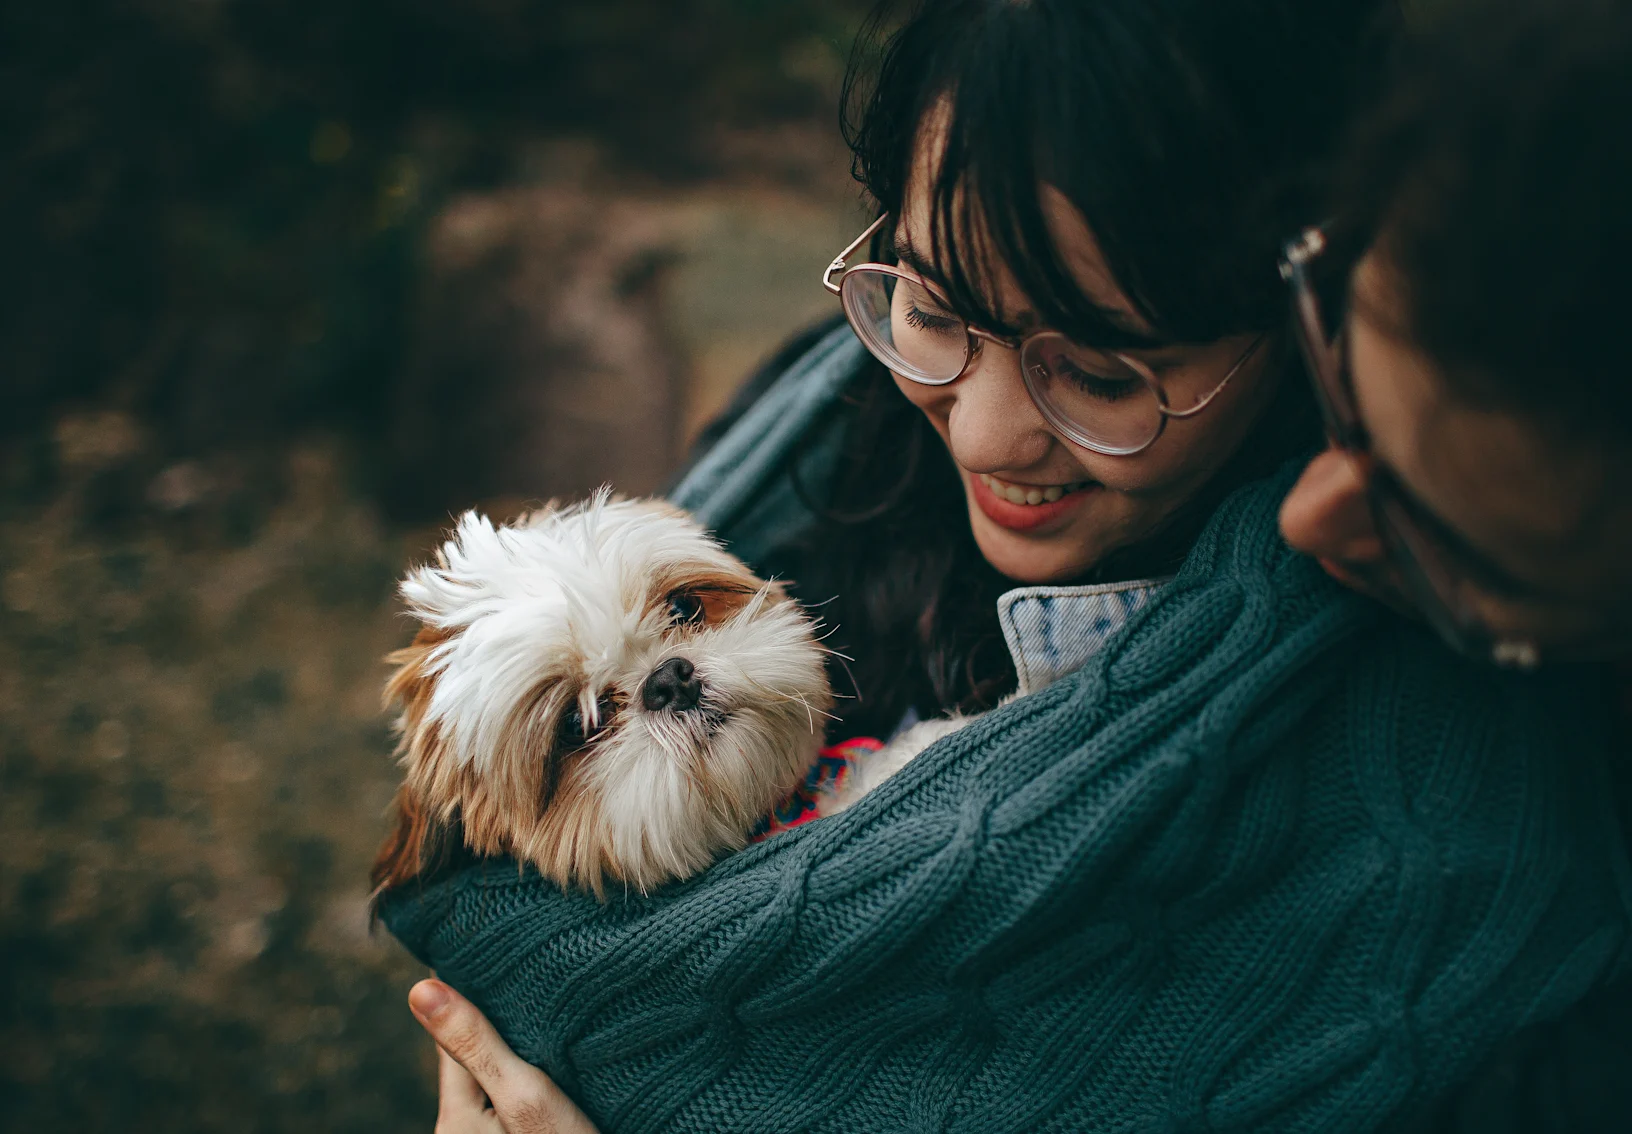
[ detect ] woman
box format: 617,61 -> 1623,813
382,2 -> 1629,1131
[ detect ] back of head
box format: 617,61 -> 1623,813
1337,0 -> 1632,443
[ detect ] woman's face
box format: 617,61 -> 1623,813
1279,250 -> 1632,651
890,167 -> 1279,584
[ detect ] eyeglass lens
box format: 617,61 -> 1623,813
840,268 -> 968,383
839,267 -> 1165,452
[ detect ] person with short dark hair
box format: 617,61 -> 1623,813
1280,0 -> 1632,668
1277,2 -> 1632,1126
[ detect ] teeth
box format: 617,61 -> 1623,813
979,473 -> 1089,506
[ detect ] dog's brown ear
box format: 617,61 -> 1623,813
374,624 -> 467,908
370,786 -> 472,898
369,788 -> 477,928
382,624 -> 448,718
371,785 -> 434,896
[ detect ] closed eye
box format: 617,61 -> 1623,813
1051,356 -> 1142,402
903,304 -> 961,332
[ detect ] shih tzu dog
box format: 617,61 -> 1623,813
371,492 -> 906,900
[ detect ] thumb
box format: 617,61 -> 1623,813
410,980 -> 531,1100
409,979 -> 600,1134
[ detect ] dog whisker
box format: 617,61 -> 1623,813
823,652 -> 862,703
739,681 -> 842,732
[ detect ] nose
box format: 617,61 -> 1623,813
641,657 -> 702,713
1279,447 -> 1384,562
943,341 -> 1053,471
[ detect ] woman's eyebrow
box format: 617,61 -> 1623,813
892,238 -> 946,285
894,234 -> 1157,341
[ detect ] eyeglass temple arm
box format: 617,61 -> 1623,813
1279,226 -> 1331,347
822,214 -> 890,295
1160,334 -> 1268,420
1277,225 -> 1361,444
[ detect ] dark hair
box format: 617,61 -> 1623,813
770,0 -> 1396,738
1336,0 -> 1632,445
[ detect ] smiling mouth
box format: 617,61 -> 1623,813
977,472 -> 1095,506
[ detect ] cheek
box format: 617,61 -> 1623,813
1096,348 -> 1282,492
891,368 -> 948,422
1056,414 -> 1241,501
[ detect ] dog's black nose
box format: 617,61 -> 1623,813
642,657 -> 701,713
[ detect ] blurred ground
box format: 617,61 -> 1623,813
0,2 -> 871,1129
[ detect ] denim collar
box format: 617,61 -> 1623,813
998,578 -> 1169,695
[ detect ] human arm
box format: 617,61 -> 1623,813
380,475 -> 1631,1133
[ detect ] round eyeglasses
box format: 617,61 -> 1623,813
823,215 -> 1265,457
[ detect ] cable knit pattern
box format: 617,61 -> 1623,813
382,471 -> 1632,1133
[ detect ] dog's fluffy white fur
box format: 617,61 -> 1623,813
374,493 -> 844,896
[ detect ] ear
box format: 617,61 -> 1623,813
382,623 -> 447,719
368,786 -> 473,910
373,624 -> 463,904
370,784 -> 439,895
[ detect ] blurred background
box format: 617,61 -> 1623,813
0,2 -> 874,1128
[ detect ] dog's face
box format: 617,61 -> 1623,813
373,495 -> 831,896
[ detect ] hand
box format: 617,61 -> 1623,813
409,979 -> 601,1134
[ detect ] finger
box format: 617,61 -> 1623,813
410,980 -> 601,1134
411,981 -> 521,1097
436,1042 -> 490,1116
416,984 -> 504,1134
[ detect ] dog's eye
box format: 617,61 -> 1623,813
557,696 -> 615,752
557,705 -> 588,751
666,589 -> 705,626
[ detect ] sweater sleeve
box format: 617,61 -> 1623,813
380,473 -> 1632,1134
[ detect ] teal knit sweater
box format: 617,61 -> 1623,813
382,330 -> 1632,1133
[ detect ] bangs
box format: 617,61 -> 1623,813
924,67 -> 1176,351
845,0 -> 1394,349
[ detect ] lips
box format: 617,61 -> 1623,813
968,470 -> 1099,532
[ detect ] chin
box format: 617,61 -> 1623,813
370,494 -> 835,899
